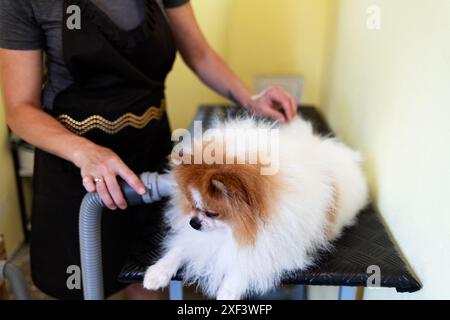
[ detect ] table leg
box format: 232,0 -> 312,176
338,286 -> 357,300
169,280 -> 183,300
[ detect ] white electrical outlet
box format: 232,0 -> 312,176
255,76 -> 304,104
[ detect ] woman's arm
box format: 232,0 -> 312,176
165,3 -> 297,122
0,49 -> 145,209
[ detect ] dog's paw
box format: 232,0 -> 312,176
143,264 -> 171,291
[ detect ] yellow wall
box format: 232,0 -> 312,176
166,0 -> 332,129
227,0 -> 332,106
322,0 -> 450,299
0,89 -> 24,255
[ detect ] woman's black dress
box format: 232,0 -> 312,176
30,0 -> 177,299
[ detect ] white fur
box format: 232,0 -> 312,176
190,188 -> 204,210
143,115 -> 369,299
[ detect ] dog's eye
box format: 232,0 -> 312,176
205,211 -> 219,218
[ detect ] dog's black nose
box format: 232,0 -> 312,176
189,217 -> 202,230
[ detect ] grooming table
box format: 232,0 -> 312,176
118,105 -> 421,299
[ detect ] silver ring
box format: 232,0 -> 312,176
94,177 -> 104,184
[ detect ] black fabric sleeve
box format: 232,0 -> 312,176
0,0 -> 44,50
162,0 -> 190,9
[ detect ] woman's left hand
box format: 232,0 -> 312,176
245,86 -> 298,122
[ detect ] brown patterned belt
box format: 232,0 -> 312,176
57,100 -> 166,136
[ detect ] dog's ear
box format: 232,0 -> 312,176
209,172 -> 251,206
211,178 -> 228,194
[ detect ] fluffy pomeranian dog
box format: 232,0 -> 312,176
143,115 -> 368,300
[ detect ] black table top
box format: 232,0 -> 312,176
118,105 -> 421,293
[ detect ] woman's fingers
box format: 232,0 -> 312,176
78,146 -> 145,209
84,172 -> 128,210
267,87 -> 294,121
82,175 -> 96,193
113,159 -> 146,195
104,173 -> 127,210
95,178 -> 117,210
249,86 -> 297,122
262,106 -> 286,123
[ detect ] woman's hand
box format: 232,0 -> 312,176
72,142 -> 146,210
245,86 -> 298,123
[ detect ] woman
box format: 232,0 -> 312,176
0,0 -> 297,299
